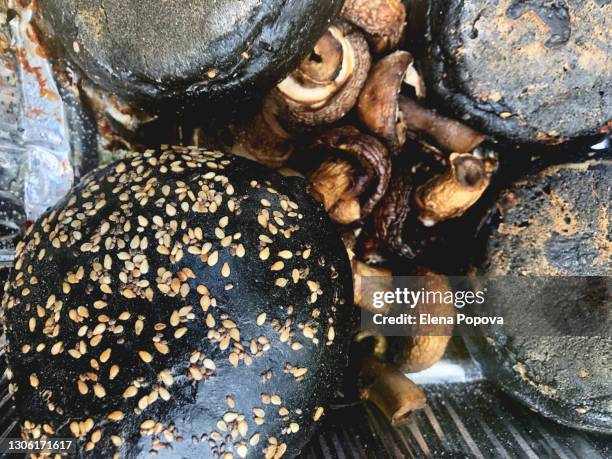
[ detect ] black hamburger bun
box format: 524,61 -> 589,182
2,146 -> 353,458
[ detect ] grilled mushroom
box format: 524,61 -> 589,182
2,147 -> 354,458
307,126 -> 392,224
341,0 -> 407,53
357,51 -> 425,153
274,22 -> 371,127
398,97 -> 486,153
229,95 -> 295,168
414,153 -> 490,226
358,356 -> 426,426
372,162 -> 415,258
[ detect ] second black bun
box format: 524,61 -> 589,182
37,0 -> 343,107
2,147 -> 353,458
422,0 -> 612,146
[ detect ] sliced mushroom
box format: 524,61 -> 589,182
307,126 -> 392,224
358,355 -> 426,425
342,0 -> 407,54
352,259 -> 392,315
274,22 -> 371,127
372,162 -> 415,258
229,95 -> 295,168
398,96 -> 486,153
414,153 -> 490,226
357,50 -> 425,153
385,271 -> 454,373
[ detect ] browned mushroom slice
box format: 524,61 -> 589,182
275,22 -> 371,127
352,259 -> 392,314
372,162 -> 415,258
357,50 -> 425,153
229,95 -> 295,168
358,356 -> 426,425
342,0 -> 407,54
385,271 -> 454,373
308,126 -> 392,224
398,96 -> 486,153
414,153 -> 490,226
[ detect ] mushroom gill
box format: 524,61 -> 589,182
274,22 -> 371,127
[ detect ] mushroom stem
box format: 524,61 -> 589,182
414,153 -> 490,226
358,356 -> 426,425
329,197 -> 361,224
398,96 -> 486,153
230,96 -> 294,168
352,260 -> 392,314
308,159 -> 355,211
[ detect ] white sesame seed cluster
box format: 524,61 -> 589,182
2,146 -> 353,458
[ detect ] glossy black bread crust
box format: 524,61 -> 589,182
422,0 -> 611,145
2,147 -> 353,458
468,160 -> 612,434
37,0 -> 344,107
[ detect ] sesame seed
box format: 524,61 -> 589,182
275,278 -> 288,287
270,261 -> 284,271
78,380 -> 89,394
221,262 -> 231,277
256,313 -> 266,326
93,383 -> 106,398
108,411 -> 124,421
278,250 -> 292,259
159,370 -> 174,386
100,348 -> 111,362
109,365 -> 119,380
259,247 -> 270,260
189,366 -> 203,381
174,327 -> 188,338
154,342 -> 169,354
139,351 -> 153,363
141,420 -> 155,430
313,406 -> 324,421
208,251 -> 219,266
50,341 -> 64,355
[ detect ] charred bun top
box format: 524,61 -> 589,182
2,147 -> 353,458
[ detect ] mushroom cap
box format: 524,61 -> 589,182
274,22 -> 371,127
357,50 -> 414,153
38,0 -> 344,107
341,0 -> 407,53
2,147 -> 354,457
310,126 -> 392,219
